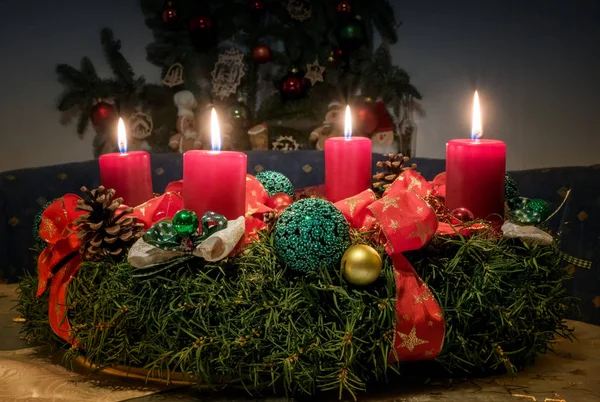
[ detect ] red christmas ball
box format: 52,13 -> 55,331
252,44 -> 272,64
336,1 -> 352,15
450,207 -> 475,223
266,193 -> 294,212
280,73 -> 305,100
356,103 -> 378,135
161,1 -> 178,25
189,15 -> 212,32
90,102 -> 116,127
249,0 -> 265,15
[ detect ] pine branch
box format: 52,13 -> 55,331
100,28 -> 136,88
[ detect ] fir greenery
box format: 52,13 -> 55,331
17,233 -> 573,399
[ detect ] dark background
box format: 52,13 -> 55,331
1,0 -> 598,171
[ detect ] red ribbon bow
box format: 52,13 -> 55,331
37,192 -> 185,342
36,195 -> 86,341
335,170 -> 445,362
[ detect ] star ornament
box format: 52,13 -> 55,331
398,325 -> 429,352
305,59 -> 325,86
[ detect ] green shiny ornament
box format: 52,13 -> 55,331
274,198 -> 350,273
226,102 -> 250,128
509,209 -> 542,225
527,199 -> 551,221
338,20 -> 365,49
172,210 -> 199,237
255,171 -> 296,199
505,174 -> 520,201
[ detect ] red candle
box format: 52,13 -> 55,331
446,91 -> 506,220
183,108 -> 247,220
99,118 -> 153,207
325,105 -> 372,202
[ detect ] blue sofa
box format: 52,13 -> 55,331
1,152 -> 598,324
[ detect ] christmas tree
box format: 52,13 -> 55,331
56,0 -> 421,157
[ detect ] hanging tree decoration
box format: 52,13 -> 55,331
128,111 -> 153,151
90,100 -> 117,128
248,0 -> 265,17
211,49 -> 246,100
188,13 -> 216,52
287,0 -> 312,21
279,68 -> 308,100
252,44 -> 272,64
161,62 -> 184,87
161,0 -> 179,27
304,59 -> 325,86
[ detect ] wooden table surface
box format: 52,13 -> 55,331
1,284 -> 599,402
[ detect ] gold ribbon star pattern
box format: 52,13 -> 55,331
413,288 -> 433,304
397,325 -> 429,352
381,197 -> 401,212
345,197 -> 360,216
407,175 -> 423,192
409,221 -> 433,243
305,59 -> 325,86
389,219 -> 400,232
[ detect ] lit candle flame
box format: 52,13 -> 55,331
118,118 -> 127,154
344,105 -> 352,139
210,108 -> 221,151
471,90 -> 483,140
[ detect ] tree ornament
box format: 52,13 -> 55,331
252,44 -> 272,64
226,102 -> 251,128
211,49 -> 246,100
248,0 -> 265,16
305,59 -> 325,86
341,244 -> 382,286
526,199 -> 551,221
189,14 -> 215,51
336,1 -> 353,15
171,210 -> 199,237
328,48 -> 344,66
355,102 -> 378,135
162,63 -> 184,87
279,71 -> 307,100
255,171 -> 296,198
90,101 -> 116,127
451,207 -> 475,223
128,111 -> 153,141
505,174 -> 520,201
287,0 -> 312,21
266,193 -> 294,212
161,1 -> 179,26
338,18 -> 365,50
73,186 -> 145,261
274,198 -> 350,273
372,153 -> 417,193
272,135 -> 301,151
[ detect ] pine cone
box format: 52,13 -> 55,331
263,210 -> 279,232
73,186 -> 145,261
372,154 -> 417,192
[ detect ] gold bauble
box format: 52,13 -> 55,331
341,244 -> 382,286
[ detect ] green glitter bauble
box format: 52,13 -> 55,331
509,209 -> 542,225
273,198 -> 350,273
255,171 -> 296,199
505,174 -> 520,201
527,199 -> 551,221
507,196 -> 529,211
32,199 -> 55,249
172,210 -> 199,237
